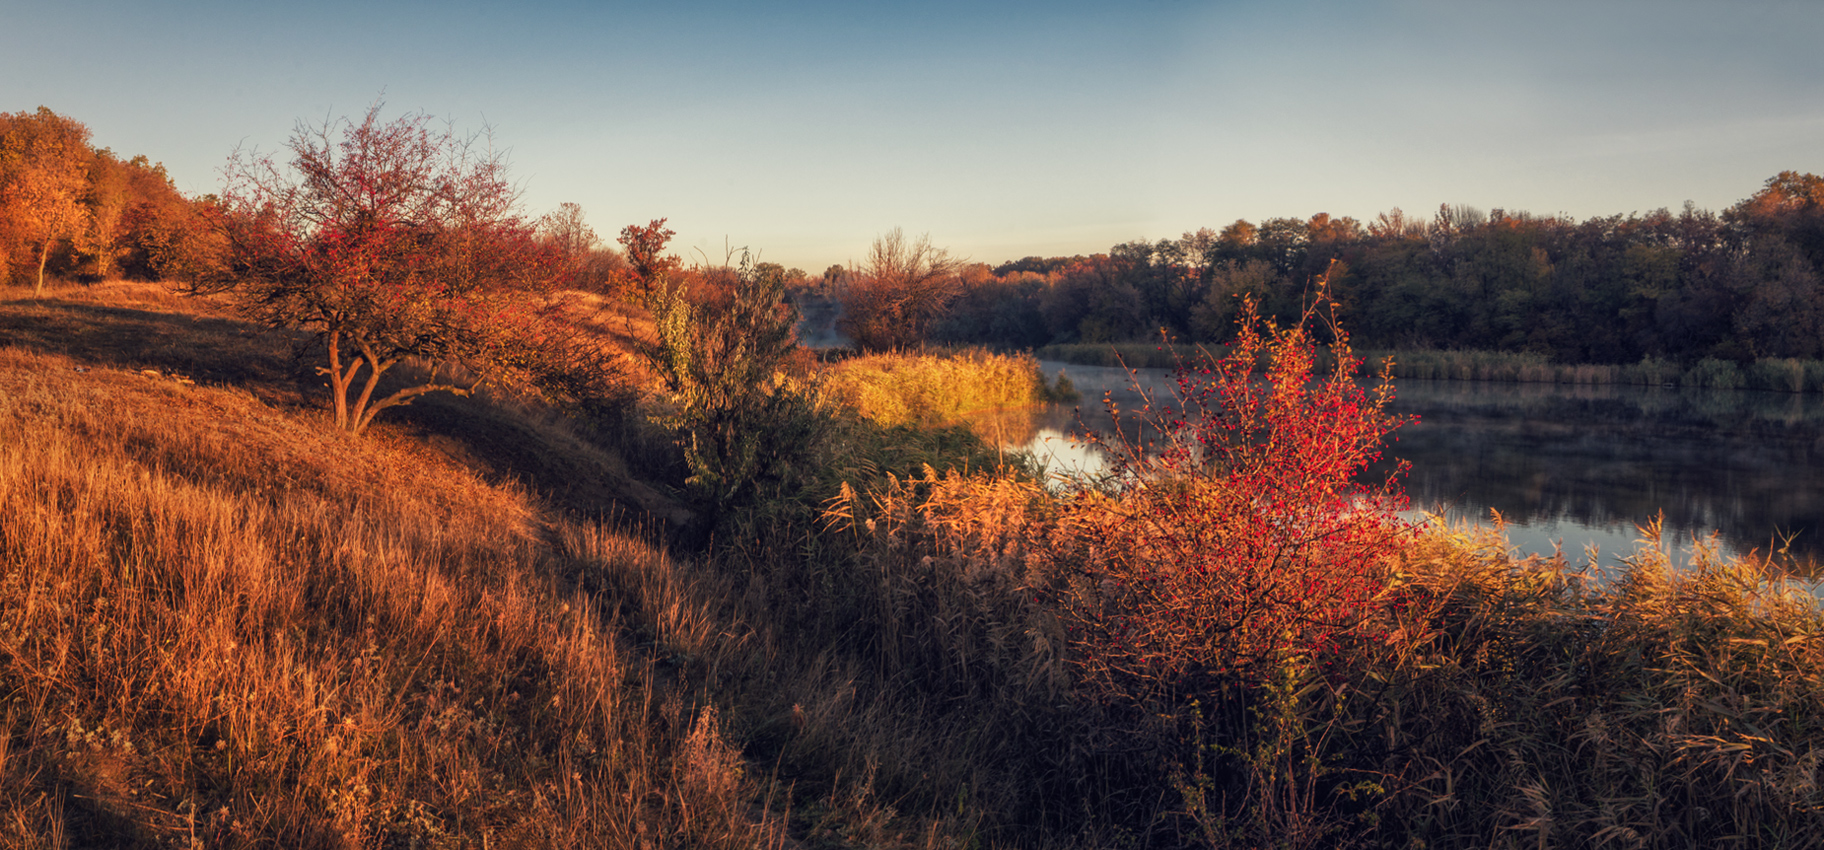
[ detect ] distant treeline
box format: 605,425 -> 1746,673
0,107 -> 215,290
13,102 -> 1824,376
911,172 -> 1824,368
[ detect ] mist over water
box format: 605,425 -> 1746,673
995,363 -> 1824,572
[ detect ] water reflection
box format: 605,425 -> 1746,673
980,363 -> 1824,572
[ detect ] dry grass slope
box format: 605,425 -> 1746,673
0,281 -> 1005,850
0,343 -> 789,848
0,282 -> 784,848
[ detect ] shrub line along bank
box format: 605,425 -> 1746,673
1037,341 -> 1824,393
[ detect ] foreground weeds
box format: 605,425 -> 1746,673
1369,519 -> 1824,847
813,284 -> 1824,848
822,469 -> 1824,847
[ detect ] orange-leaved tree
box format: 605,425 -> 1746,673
204,105 -> 579,435
0,107 -> 93,293
1067,264 -> 1415,696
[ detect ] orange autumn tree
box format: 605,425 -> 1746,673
1068,266 -> 1415,695
204,105 -> 576,435
0,107 -> 93,293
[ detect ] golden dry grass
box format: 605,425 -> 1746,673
820,349 -> 1050,427
12,279 -> 1823,848
826,464 -> 1824,847
0,280 -> 1005,849
0,344 -> 791,848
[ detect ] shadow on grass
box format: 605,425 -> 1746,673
394,389 -> 691,528
0,296 -> 315,408
0,292 -> 690,529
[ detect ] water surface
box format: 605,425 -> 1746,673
984,363 -> 1824,572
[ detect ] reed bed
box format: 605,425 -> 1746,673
824,467 -> 1824,848
1373,349 -> 1824,393
1364,517 -> 1824,847
820,348 -> 1061,427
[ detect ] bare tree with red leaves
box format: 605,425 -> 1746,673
836,228 -> 963,351
615,218 -> 680,299
204,105 -> 579,435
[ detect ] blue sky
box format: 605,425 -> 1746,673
4,0 -> 1821,271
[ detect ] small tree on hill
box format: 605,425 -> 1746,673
616,218 -> 680,299
203,105 -> 575,435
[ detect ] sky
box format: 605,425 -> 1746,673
3,0 -> 1822,272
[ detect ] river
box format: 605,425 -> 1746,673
975,362 -> 1824,574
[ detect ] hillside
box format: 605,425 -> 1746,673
0,282 -> 779,847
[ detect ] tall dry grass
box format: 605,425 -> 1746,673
0,345 -> 786,848
1375,348 -> 1824,394
1355,517 -> 1824,847
820,349 -> 1058,427
822,458 -> 1824,846
1040,339 -> 1824,396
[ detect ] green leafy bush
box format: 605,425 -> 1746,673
639,254 -> 826,525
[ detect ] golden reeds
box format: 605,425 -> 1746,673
821,349 -> 1052,427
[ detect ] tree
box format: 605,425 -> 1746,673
1190,259 -> 1284,341
1367,207 -> 1424,241
836,227 -> 962,351
0,107 -> 93,293
617,218 -> 680,298
538,201 -> 626,291
1730,171 -> 1824,272
538,202 -> 597,264
1215,219 -> 1258,255
1069,267 -> 1412,691
77,149 -> 134,280
116,156 -> 222,282
203,105 -> 575,435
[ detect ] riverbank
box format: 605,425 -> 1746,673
1035,341 -> 1824,393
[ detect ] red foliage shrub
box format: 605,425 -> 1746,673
1066,274 -> 1415,695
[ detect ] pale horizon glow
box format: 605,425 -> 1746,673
3,0 -> 1820,272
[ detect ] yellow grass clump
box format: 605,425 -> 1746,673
821,349 -> 1052,427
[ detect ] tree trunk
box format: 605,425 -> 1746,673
34,241 -> 50,296
321,330 -> 360,432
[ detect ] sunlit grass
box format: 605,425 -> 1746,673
821,348 -> 1061,427
0,344 -> 792,848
